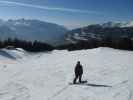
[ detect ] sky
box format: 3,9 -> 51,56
0,0 -> 132,29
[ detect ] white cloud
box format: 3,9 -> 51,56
0,0 -> 99,14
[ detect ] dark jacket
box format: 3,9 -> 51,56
75,64 -> 83,75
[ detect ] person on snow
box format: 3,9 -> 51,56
73,61 -> 83,84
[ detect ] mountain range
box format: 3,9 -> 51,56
0,19 -> 68,45
0,19 -> 133,45
101,21 -> 133,28
66,21 -> 133,43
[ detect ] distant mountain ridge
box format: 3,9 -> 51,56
101,21 -> 133,28
66,21 -> 133,43
0,19 -> 68,45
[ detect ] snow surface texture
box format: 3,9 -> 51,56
0,47 -> 132,100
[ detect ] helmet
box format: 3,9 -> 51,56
77,61 -> 80,64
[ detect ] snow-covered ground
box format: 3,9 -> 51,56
0,47 -> 133,100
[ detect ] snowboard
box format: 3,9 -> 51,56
69,80 -> 88,85
69,80 -> 112,87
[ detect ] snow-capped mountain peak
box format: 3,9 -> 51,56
125,21 -> 133,27
65,21 -> 133,44
101,21 -> 133,28
0,19 -> 68,45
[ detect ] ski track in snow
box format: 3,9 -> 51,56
0,47 -> 132,100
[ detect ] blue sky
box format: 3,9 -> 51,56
0,0 -> 132,29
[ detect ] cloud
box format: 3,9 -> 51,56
0,0 -> 99,14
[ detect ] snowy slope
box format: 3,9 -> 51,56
0,48 -> 28,61
0,47 -> 132,100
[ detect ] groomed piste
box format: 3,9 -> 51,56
0,47 -> 132,100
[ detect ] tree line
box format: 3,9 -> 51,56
0,37 -> 133,52
0,38 -> 54,52
56,36 -> 133,51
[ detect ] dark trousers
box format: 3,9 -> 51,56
73,74 -> 82,84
